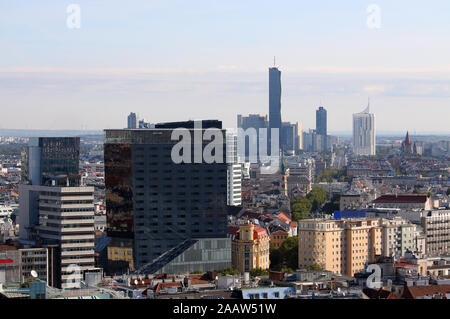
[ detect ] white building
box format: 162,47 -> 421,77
353,104 -> 375,156
19,185 -> 96,289
381,217 -> 420,258
226,133 -> 242,206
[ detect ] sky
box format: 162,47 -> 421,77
0,0 -> 449,133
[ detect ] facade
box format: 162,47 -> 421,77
21,137 -> 80,187
127,112 -> 137,129
421,210 -> 450,257
294,122 -> 303,152
226,133 -> 242,206
380,218 -> 418,258
270,230 -> 289,249
353,106 -> 376,156
232,221 -> 270,273
298,218 -> 383,276
280,122 -> 297,155
104,122 -> 229,274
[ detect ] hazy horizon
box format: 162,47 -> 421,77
1,1 -> 450,132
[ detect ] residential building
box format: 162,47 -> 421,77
232,221 -> 270,273
421,210 -> 450,257
298,218 -> 383,276
226,133 -> 242,206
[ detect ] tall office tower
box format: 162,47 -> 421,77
127,112 -> 137,129
316,106 -> 327,152
18,137 -> 95,289
236,114 -> 268,161
268,66 -> 282,155
353,104 -> 376,156
226,133 -> 242,206
21,137 -> 80,187
316,106 -> 327,136
104,120 -> 231,275
280,122 -> 297,155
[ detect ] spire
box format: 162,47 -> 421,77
362,97 -> 370,113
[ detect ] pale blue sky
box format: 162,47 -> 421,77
1,1 -> 449,132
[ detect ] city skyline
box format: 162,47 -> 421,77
1,1 -> 450,132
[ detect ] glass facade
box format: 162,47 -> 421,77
104,128 -> 229,273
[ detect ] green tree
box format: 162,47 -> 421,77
307,263 -> 324,271
307,188 -> 327,212
217,267 -> 239,276
291,197 -> 312,220
250,268 -> 269,277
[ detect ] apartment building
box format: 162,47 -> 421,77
298,218 -> 382,276
421,210 -> 450,257
232,221 -> 270,273
381,217 -> 419,258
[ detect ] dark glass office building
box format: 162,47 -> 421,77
269,67 -> 282,155
21,137 -> 80,187
316,106 -> 327,152
104,121 -> 230,274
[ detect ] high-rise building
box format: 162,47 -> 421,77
353,104 -> 376,156
18,137 -> 95,289
236,114 -> 268,161
316,106 -> 327,136
269,66 -> 282,154
226,133 -> 242,206
316,106 -> 327,152
294,122 -> 303,152
281,122 -> 297,155
21,137 -> 80,187
104,121 -> 231,275
127,112 -> 137,129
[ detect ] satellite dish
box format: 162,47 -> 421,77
134,280 -> 138,285
31,270 -> 38,278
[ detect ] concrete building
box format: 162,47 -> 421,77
421,210 -> 450,257
380,217 -> 419,258
298,218 -> 383,276
353,105 -> 375,156
270,229 -> 289,249
268,66 -> 282,152
232,221 -> 270,273
226,133 -> 242,206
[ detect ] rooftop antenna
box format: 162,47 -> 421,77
273,56 -> 276,67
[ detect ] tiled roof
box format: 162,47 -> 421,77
155,282 -> 182,292
373,194 -> 428,204
403,284 -> 450,299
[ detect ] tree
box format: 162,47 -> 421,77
291,197 -> 312,220
250,268 -> 269,277
307,188 -> 327,212
270,236 -> 298,272
218,267 -> 239,276
307,263 -> 324,271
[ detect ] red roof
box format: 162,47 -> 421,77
155,282 -> 182,292
277,212 -> 292,224
403,285 -> 450,299
373,194 -> 428,204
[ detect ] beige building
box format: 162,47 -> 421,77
298,218 -> 382,276
421,210 -> 450,257
232,221 -> 270,273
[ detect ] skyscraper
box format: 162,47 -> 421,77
104,121 -> 231,274
127,112 -> 137,129
269,66 -> 282,154
19,137 -> 95,289
316,106 -> 327,153
353,103 -> 376,156
316,106 -> 327,136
